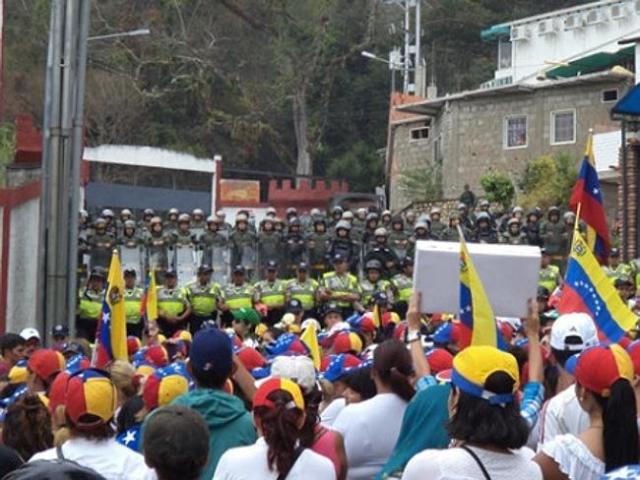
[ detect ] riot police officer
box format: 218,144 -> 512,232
220,265 -> 255,326
284,218 -> 306,277
257,217 -> 282,273
307,218 -> 331,279
76,267 -> 106,342
359,259 -> 393,310
185,264 -> 223,333
87,218 -> 115,270
328,220 -> 360,272
156,269 -> 191,336
123,269 -> 144,338
230,214 -> 258,280
286,262 -> 319,318
254,260 -> 287,326
364,227 -> 399,277
146,216 -> 172,275
391,256 -> 414,319
430,208 -> 446,240
319,254 -> 361,319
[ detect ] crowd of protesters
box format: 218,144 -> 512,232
0,194 -> 639,479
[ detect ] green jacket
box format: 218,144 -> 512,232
172,388 -> 256,479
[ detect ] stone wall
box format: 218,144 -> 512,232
618,138 -> 639,260
390,77 -> 631,211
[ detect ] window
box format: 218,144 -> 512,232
551,109 -> 576,145
498,39 -> 512,70
504,115 -> 527,149
602,89 -> 619,103
410,123 -> 430,141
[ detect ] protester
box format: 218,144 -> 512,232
214,377 -> 336,479
0,444 -> 24,478
143,405 -> 210,480
401,346 -> 542,480
172,328 -> 256,479
333,339 -> 415,480
29,368 -> 155,480
3,393 -> 53,460
534,345 -> 639,479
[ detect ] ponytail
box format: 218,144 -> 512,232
299,387 -> 323,448
255,390 -> 305,475
595,379 -> 639,472
373,340 -> 415,402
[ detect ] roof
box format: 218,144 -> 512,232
83,145 -> 214,173
389,92 -> 430,124
612,82 -> 640,120
397,69 -> 633,117
546,46 -> 634,79
481,0 -> 619,40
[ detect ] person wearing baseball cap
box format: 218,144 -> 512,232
172,328 -> 256,478
254,260 -> 287,326
184,264 -> 223,334
220,265 -> 255,326
537,312 -> 599,445
214,377 -> 335,479
403,346 -> 541,480
19,328 -> 41,357
286,262 -> 319,319
27,348 -> 65,395
30,368 -> 155,479
535,344 -> 638,479
319,253 -> 361,319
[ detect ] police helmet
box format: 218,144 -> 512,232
365,259 -> 383,271
123,220 -> 136,229
168,208 -> 180,216
192,208 -> 204,218
382,210 -> 392,218
479,199 -> 490,208
79,209 -> 88,219
89,267 -> 106,280
430,207 -> 441,216
101,209 -> 114,218
286,207 -> 297,216
564,211 -> 576,221
289,217 -> 301,227
123,268 -> 137,277
391,216 -> 404,226
414,221 -> 430,232
120,208 -> 132,218
94,218 -> 107,228
310,208 -> 321,217
512,206 -> 524,214
401,256 -> 414,267
178,213 -> 191,224
342,211 -> 354,220
198,264 -> 213,274
143,208 -> 155,217
335,220 -> 351,231
507,217 -> 521,227
374,227 -> 388,237
331,206 -> 344,215
150,216 -> 163,225
366,212 -> 379,222
235,213 -> 248,223
206,215 -> 218,224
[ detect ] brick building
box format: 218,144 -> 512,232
389,70 -> 632,210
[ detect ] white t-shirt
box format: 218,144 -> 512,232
30,437 -> 156,480
541,433 -> 604,480
537,384 -> 589,447
213,437 -> 336,480
333,393 -> 408,480
320,397 -> 346,427
402,446 -> 542,480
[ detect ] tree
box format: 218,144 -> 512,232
396,163 -> 443,203
518,152 -> 578,210
480,171 -> 515,210
325,141 -> 383,193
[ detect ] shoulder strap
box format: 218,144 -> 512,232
460,445 -> 491,480
56,444 -> 65,460
276,445 -> 306,480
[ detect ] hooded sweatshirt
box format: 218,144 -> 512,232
172,388 -> 256,480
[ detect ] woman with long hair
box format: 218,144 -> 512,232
333,339 -> 415,480
2,394 -> 53,460
214,377 -> 336,479
534,344 -> 639,479
402,345 -> 542,480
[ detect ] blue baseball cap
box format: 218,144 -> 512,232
189,328 -> 233,375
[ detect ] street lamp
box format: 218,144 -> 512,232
361,50 -> 409,93
88,28 -> 151,42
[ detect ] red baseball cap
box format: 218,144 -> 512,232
320,353 -> 361,372
426,348 -> 453,373
253,377 -> 305,411
237,346 -> 266,371
28,349 -> 65,382
144,345 -> 169,368
333,332 -> 363,355
48,371 -> 71,415
575,344 -> 634,397
65,369 -> 118,427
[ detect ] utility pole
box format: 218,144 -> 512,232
38,0 -> 90,342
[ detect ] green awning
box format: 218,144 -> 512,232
546,46 -> 634,79
481,24 -> 510,41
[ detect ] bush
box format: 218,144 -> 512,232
479,171 -> 515,210
397,163 -> 443,203
519,153 -> 578,210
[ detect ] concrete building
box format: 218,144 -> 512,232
387,0 -> 638,211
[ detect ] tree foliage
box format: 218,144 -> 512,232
480,171 -> 515,210
518,152 -> 578,210
397,163 -> 443,203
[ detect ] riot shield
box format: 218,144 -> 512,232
211,245 -> 230,285
240,244 -> 256,279
175,244 -> 198,287
120,245 -> 144,284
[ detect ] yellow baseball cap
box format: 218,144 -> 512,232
452,346 -> 519,405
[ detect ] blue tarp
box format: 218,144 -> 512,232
612,83 -> 640,120
85,182 -> 212,214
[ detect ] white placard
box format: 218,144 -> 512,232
413,241 -> 541,318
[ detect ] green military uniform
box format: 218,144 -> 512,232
286,278 -> 319,313
306,232 -> 331,278
257,231 -> 282,270
172,229 -> 195,247
88,233 -> 115,270
76,287 -> 105,342
124,286 -> 144,337
321,271 -> 361,317
185,281 -> 223,333
360,278 -> 393,307
388,230 -> 410,259
157,286 -> 190,336
230,230 -> 257,278
538,265 -> 561,294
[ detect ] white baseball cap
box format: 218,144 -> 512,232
19,327 -> 41,341
270,356 -> 316,394
550,313 -> 598,352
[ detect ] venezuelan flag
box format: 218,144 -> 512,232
94,250 -> 128,368
300,321 -> 322,370
559,228 -> 636,342
140,268 -> 158,325
458,229 -> 497,347
569,134 -> 610,261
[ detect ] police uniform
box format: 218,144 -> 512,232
321,271 -> 361,318
286,277 -> 319,317
360,278 -> 393,309
157,286 -> 190,337
124,286 -> 145,338
76,287 -> 105,342
221,282 -> 255,326
185,281 -> 223,333
254,279 -> 287,326
538,264 -> 560,294
391,272 -> 413,319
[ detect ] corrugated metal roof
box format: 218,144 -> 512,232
84,145 -> 214,173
